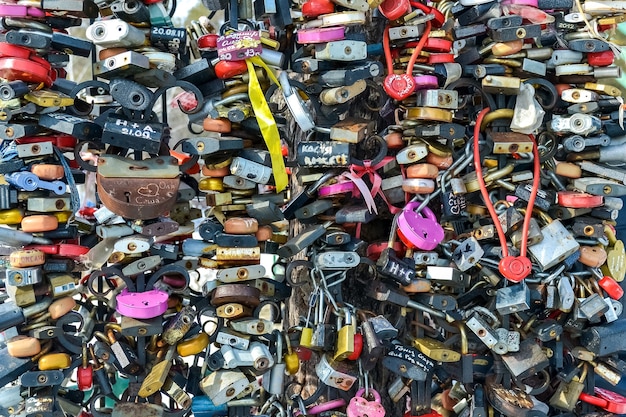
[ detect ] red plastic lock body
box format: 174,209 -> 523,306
346,333 -> 363,361
77,364 -> 93,391
557,190 -> 603,208
378,0 -> 411,20
16,135 -> 77,150
588,51 -> 614,66
599,276 -> 624,300
214,60 -> 248,79
579,387 -> 626,414
197,34 -> 218,50
302,0 -> 335,17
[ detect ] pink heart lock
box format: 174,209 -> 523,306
397,202 -> 445,250
116,288 -> 169,319
347,388 -> 386,417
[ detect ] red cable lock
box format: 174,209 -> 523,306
473,108 -> 540,282
383,20 -> 432,101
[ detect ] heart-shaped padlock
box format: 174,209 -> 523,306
347,388 -> 386,417
116,288 -> 169,319
397,202 -> 445,250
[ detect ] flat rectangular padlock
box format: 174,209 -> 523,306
38,112 -> 102,140
42,0 -> 100,18
222,175 -> 257,190
296,141 -> 351,167
396,144 -> 428,164
6,267 -> 43,287
314,251 -> 360,270
490,24 -> 541,42
215,247 -> 260,261
383,344 -> 435,381
330,118 -> 374,143
489,131 -> 534,154
415,90 -> 459,110
466,314 -> 499,349
102,117 -> 164,154
528,219 -> 580,271
16,142 -> 53,158
314,41 -> 367,61
182,137 -> 244,156
501,339 -> 550,379
217,265 -> 266,282
335,206 -> 376,224
486,15 -> 523,29
120,316 -> 163,337
215,328 -> 250,350
425,266 -> 469,287
93,51 -> 151,79
315,61 -> 384,86
481,75 -> 521,95
389,25 -> 425,41
495,281 -> 530,315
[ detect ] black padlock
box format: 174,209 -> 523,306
101,116 -> 164,154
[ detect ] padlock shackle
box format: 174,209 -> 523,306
355,387 -> 382,403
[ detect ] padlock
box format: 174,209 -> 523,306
262,330 -> 286,395
397,202 -> 445,250
334,307 -> 355,361
527,213 -> 581,271
347,388 -> 386,417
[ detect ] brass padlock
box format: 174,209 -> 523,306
333,308 -> 355,361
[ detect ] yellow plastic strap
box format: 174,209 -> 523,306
245,56 -> 287,192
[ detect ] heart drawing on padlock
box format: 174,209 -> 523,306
397,201 -> 445,250
347,388 -> 386,417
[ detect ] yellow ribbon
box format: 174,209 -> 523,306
245,56 -> 288,192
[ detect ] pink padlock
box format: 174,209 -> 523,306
116,288 -> 169,319
397,202 -> 445,251
307,398 -> 346,415
347,389 -> 385,417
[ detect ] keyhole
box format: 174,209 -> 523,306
422,230 -> 428,238
125,192 -> 131,203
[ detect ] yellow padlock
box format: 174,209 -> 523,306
0,208 -> 24,224
284,332 -> 299,375
177,332 -> 210,357
602,226 -> 626,282
38,352 -> 72,370
199,177 -> 224,192
52,211 -> 72,223
299,327 -> 313,349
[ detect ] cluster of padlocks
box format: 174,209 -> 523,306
1,0 -> 626,416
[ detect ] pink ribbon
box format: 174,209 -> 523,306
344,156 -> 403,215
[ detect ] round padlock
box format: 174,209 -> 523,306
397,202 -> 445,250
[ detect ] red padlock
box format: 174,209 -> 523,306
579,387 -> 626,414
214,60 -> 248,79
77,345 -> 93,391
557,190 -> 604,208
346,333 -> 363,361
598,275 -> 624,300
588,50 -> 614,66
378,0 -> 411,20
197,34 -> 218,50
302,0 -> 334,17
